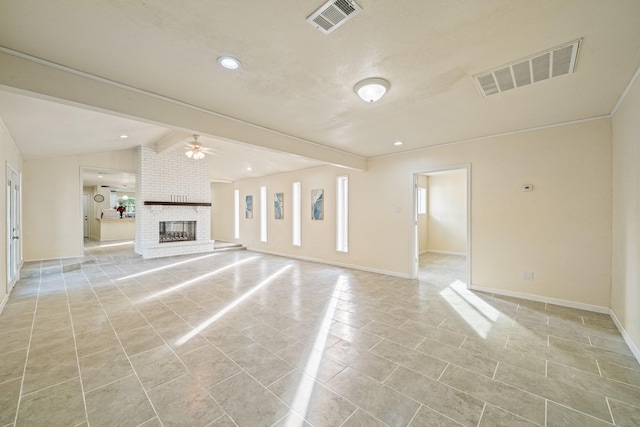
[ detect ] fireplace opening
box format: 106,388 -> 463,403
159,221 -> 196,243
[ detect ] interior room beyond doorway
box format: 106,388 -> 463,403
416,168 -> 469,286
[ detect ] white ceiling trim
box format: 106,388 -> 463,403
0,115 -> 24,163
611,62 -> 640,116
370,115 -> 611,161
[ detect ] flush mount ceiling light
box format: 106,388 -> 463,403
217,56 -> 241,70
185,134 -> 206,160
119,134 -> 129,139
393,141 -> 403,146
354,78 -> 389,102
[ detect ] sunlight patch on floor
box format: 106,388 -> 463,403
175,264 -> 292,346
283,275 -> 347,426
440,279 -> 499,339
94,240 -> 134,248
117,252 -> 220,281
140,256 -> 258,302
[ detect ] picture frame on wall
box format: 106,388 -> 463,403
245,195 -> 253,219
311,189 -> 323,220
274,193 -> 284,220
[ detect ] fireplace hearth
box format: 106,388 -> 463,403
159,221 -> 196,243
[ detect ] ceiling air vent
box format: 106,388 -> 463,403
306,0 -> 362,34
473,39 -> 581,97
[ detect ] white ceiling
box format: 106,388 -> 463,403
0,0 -> 639,176
0,90 -> 326,182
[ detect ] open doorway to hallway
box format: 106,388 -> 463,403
413,166 -> 470,288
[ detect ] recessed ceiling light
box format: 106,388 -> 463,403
119,134 -> 129,139
394,141 -> 403,146
246,167 -> 252,171
218,56 -> 241,70
98,175 -> 104,178
354,78 -> 390,102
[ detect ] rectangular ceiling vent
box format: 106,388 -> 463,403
306,0 -> 362,34
473,39 -> 581,97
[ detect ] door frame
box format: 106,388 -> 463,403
411,164 -> 471,288
6,163 -> 22,294
82,193 -> 90,238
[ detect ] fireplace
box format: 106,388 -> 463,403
159,221 -> 196,243
136,146 -> 214,258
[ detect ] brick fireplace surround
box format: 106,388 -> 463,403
135,145 -> 214,258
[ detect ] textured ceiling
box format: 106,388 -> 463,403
0,0 -> 639,174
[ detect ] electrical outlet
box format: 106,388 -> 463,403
522,271 -> 534,281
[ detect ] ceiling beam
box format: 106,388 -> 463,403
155,131 -> 191,154
0,49 -> 367,171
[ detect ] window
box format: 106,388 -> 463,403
336,175 -> 348,252
234,189 -> 240,239
292,182 -> 301,246
260,186 -> 267,242
417,187 -> 427,215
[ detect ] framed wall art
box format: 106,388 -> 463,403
311,189 -> 324,220
245,195 -> 253,219
274,193 -> 284,220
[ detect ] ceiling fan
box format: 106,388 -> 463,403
184,134 -> 213,160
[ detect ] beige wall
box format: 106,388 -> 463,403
0,121 -> 24,305
426,170 -> 467,254
213,119 -> 612,307
210,182 -> 235,242
611,75 -> 640,355
222,167 -> 348,264
23,149 -> 135,260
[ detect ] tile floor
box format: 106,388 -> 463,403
1,247 -> 639,426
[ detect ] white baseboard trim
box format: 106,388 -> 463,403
469,284 -> 610,314
0,294 -> 7,315
426,250 -> 466,256
609,309 -> 640,364
246,247 -> 412,279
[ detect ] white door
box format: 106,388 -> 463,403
6,165 -> 21,293
83,193 -> 90,238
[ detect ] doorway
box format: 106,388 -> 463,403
6,164 -> 21,293
412,165 -> 470,287
80,167 -> 136,253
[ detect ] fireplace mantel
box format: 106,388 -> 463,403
143,201 -> 212,207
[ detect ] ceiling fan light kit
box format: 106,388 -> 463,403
187,150 -> 205,160
185,134 -> 206,160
